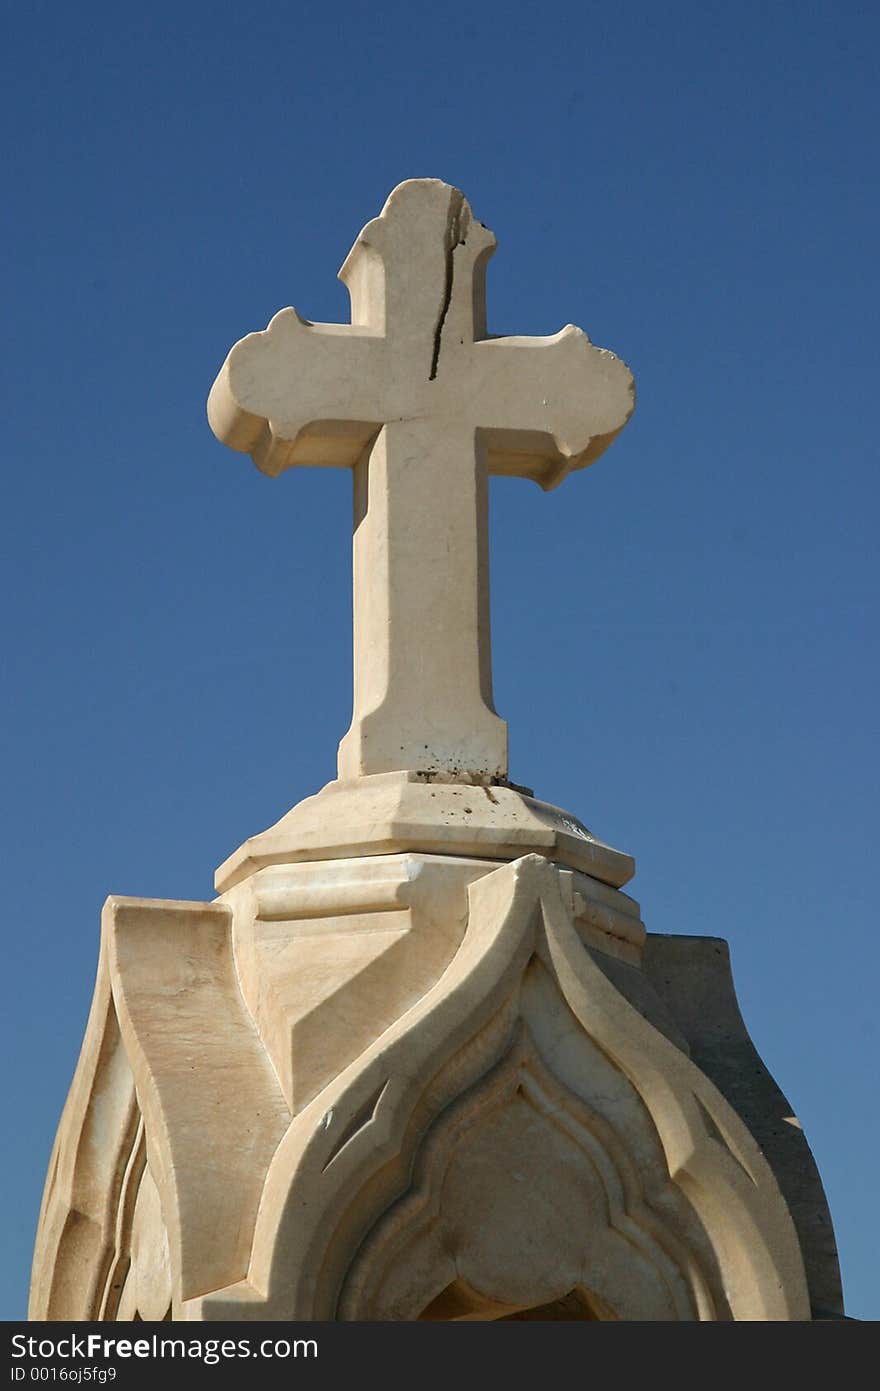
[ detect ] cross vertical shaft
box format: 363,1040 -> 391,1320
340,419 -> 504,780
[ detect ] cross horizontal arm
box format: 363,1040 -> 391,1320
208,309 -> 387,475
466,327 -> 635,490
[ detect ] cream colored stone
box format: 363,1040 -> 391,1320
28,936 -> 139,1322
226,854 -> 497,1112
642,935 -> 845,1315
115,1165 -> 172,1321
32,852 -> 818,1321
214,770 -> 635,893
31,179 -> 839,1324
208,179 -> 634,782
30,898 -> 291,1318
185,856 -> 809,1321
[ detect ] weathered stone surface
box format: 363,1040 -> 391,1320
214,771 -> 635,894
32,857 -> 815,1321
642,935 -> 844,1318
30,179 -> 839,1322
209,179 -> 634,782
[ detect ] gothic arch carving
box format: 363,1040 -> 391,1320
190,855 -> 809,1321
339,1029 -> 721,1320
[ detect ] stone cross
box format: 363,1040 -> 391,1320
208,180 -> 634,782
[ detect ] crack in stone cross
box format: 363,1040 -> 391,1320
208,179 -> 635,782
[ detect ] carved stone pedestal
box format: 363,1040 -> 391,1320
30,789 -> 840,1320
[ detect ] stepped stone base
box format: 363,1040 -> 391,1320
30,806 -> 841,1321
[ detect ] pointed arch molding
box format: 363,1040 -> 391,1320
183,855 -> 809,1321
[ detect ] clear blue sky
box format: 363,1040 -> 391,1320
2,1 -> 877,1320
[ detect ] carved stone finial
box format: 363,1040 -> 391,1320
208,179 -> 635,782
